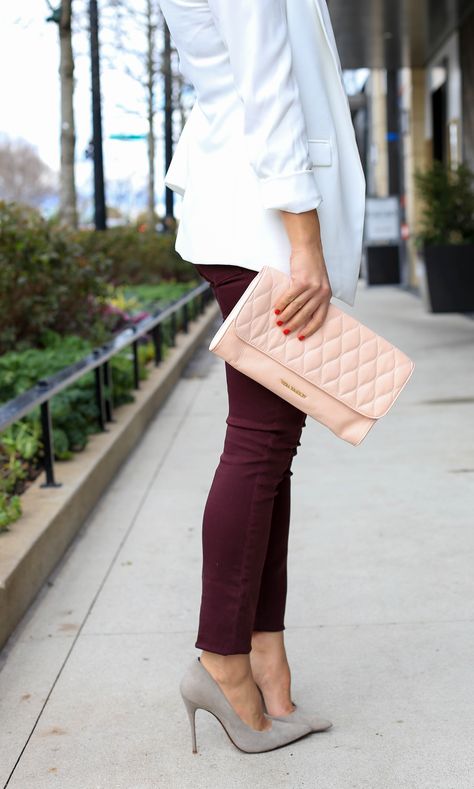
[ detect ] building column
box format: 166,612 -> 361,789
400,68 -> 429,289
367,69 -> 389,197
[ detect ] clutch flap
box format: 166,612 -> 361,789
234,266 -> 414,420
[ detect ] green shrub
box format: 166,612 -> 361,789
0,201 -> 111,354
0,203 -> 205,531
414,161 -> 474,247
122,281 -> 200,307
75,226 -> 197,285
0,332 -> 92,401
0,330 -> 151,427
0,494 -> 21,532
0,203 -> 201,354
0,332 -> 153,532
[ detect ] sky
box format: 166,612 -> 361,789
0,1 -> 368,221
0,0 -> 175,220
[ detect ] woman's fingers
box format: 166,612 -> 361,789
273,281 -> 331,334
277,298 -> 318,332
273,283 -> 311,321
294,298 -> 331,339
272,245 -> 332,338
274,283 -> 325,324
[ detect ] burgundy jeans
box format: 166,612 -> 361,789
193,263 -> 307,655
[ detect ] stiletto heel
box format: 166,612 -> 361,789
182,696 -> 198,753
179,657 -> 313,753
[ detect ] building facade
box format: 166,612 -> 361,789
330,0 -> 474,288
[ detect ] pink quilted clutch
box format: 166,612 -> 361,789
209,265 -> 415,445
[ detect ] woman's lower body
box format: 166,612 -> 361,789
179,263 -> 332,748
193,263 -> 307,656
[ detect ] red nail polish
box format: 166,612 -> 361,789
276,320 -> 283,326
274,309 -> 281,315
283,328 -> 290,335
298,335 -> 305,341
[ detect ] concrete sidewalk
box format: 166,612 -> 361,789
1,283 -> 473,789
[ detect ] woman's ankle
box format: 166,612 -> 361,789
200,650 -> 251,686
200,651 -> 270,730
251,630 -> 289,664
249,631 -> 292,693
251,629 -> 285,651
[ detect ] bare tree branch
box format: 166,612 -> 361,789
0,136 -> 57,207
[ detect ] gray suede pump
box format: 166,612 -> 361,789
257,686 -> 333,733
266,704 -> 333,732
180,657 -> 313,754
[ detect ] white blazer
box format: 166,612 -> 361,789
160,0 -> 366,306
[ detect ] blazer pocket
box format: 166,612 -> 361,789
308,139 -> 332,167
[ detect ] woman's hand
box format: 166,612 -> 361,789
273,245 -> 332,340
273,208 -> 332,340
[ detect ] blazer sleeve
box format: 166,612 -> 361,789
207,0 -> 323,213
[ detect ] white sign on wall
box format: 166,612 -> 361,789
365,197 -> 400,244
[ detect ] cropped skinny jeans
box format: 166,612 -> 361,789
193,263 -> 307,656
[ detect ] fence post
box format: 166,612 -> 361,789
183,302 -> 189,333
39,398 -> 61,488
170,311 -> 177,346
132,341 -> 140,389
153,324 -> 162,366
103,360 -> 114,422
94,362 -> 107,430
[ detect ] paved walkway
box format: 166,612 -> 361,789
1,283 -> 473,789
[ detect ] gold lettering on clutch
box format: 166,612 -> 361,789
280,378 -> 307,398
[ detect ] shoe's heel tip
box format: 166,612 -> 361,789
190,731 -> 198,753
181,691 -> 199,754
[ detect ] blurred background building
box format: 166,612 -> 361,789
330,0 -> 474,291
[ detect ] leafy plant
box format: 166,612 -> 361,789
414,161 -> 474,248
0,334 -> 153,529
0,421 -> 42,533
0,201 -> 201,354
0,333 -> 92,402
101,281 -> 197,335
0,201 -> 112,353
0,204 -> 206,530
75,225 -> 197,285
1,421 -> 42,463
0,494 -> 21,533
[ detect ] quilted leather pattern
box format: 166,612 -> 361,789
234,266 -> 414,420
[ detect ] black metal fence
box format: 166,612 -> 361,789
0,280 -> 214,488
